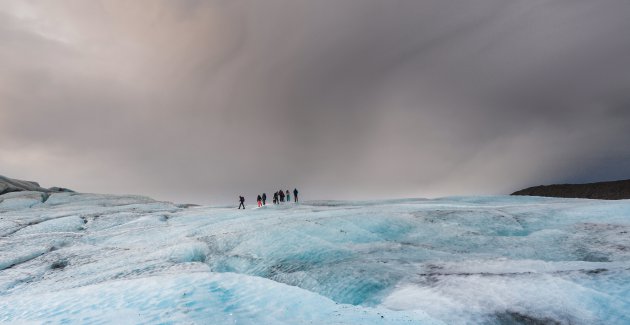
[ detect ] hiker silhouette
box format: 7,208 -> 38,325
238,196 -> 245,209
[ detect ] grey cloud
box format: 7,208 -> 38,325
1,0 -> 629,204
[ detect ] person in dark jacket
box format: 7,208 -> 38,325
273,192 -> 278,204
279,190 -> 285,202
262,193 -> 267,205
293,188 -> 298,202
257,195 -> 262,207
238,196 -> 245,209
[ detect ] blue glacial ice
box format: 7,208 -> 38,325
0,192 -> 629,324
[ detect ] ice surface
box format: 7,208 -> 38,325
0,192 -> 629,324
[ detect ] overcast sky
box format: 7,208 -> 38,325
1,0 -> 630,204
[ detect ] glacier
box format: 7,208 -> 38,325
0,191 -> 629,324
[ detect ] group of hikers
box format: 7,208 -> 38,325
238,188 -> 298,209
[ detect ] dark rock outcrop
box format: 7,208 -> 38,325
512,179 -> 630,200
0,175 -> 74,196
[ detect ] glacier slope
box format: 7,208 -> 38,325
0,192 -> 629,324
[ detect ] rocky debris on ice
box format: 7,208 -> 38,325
0,175 -> 74,196
512,179 -> 630,200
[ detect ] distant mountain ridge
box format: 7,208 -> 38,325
0,175 -> 73,196
512,179 -> 630,200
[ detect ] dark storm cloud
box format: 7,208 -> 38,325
1,0 -> 630,204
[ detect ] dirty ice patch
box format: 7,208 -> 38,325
383,267 -> 630,324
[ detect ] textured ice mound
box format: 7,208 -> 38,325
0,192 -> 629,324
